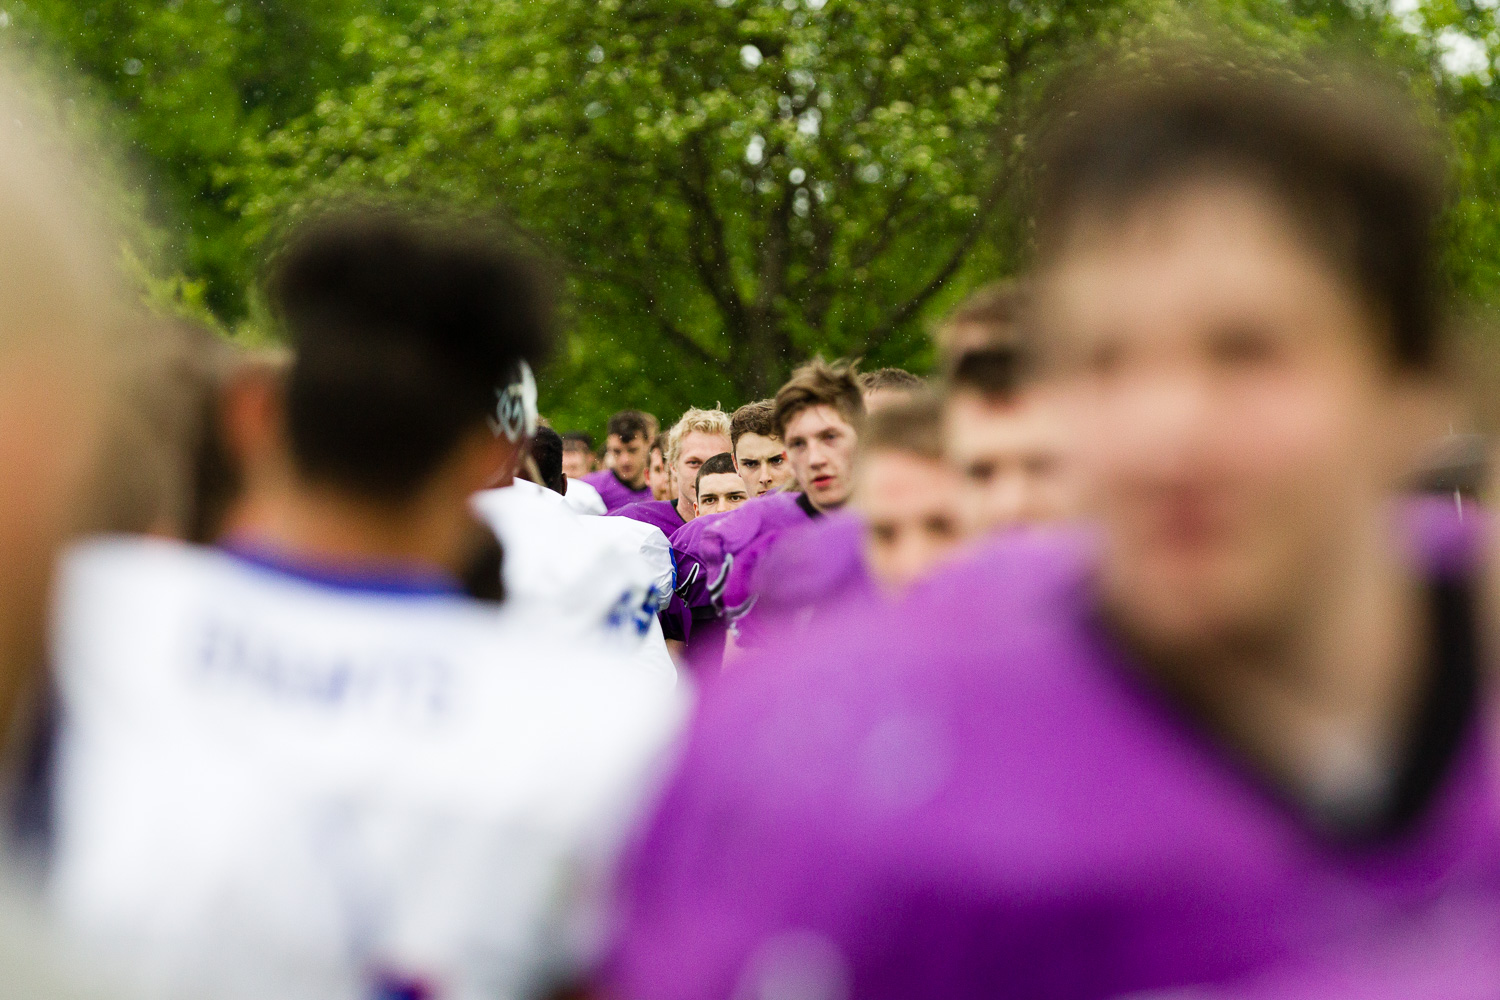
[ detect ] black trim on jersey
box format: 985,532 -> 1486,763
1100,573 -> 1480,844
797,492 -> 822,519
612,469 -> 648,494
1377,576 -> 1478,838
674,563 -> 701,602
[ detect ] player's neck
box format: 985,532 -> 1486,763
227,475 -> 474,580
1143,526 -> 1427,817
802,491 -> 844,516
675,497 -> 694,523
614,468 -> 647,491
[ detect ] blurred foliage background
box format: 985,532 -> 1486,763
9,0 -> 1500,435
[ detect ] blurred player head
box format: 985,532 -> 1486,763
855,393 -> 968,591
560,431 -> 596,479
1032,55 -> 1448,661
941,286 -> 1075,532
667,408 -> 732,521
774,357 -> 864,512
232,208 -> 551,577
730,400 -> 793,497
935,280 -> 1026,361
605,410 -> 656,489
647,432 -> 673,502
694,452 -> 750,517
0,63 -> 136,725
858,367 -> 923,413
530,425 -> 567,495
92,320 -> 240,541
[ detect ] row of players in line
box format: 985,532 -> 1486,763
3,38 -> 1499,1000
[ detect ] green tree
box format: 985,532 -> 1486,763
235,0 -> 1142,423
17,0 -> 1500,432
10,0 -> 423,317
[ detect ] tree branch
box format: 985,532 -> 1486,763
856,181 -> 1005,356
575,262 -> 724,370
670,134 -> 749,332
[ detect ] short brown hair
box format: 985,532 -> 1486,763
936,281 -> 1027,357
649,431 -> 668,459
944,344 -> 1029,405
858,368 -> 923,394
694,451 -> 740,494
859,392 -> 944,463
773,357 -> 865,439
1035,49 -> 1444,370
561,431 -> 594,453
607,409 -> 658,444
730,400 -> 776,449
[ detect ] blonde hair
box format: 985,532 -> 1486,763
0,52 -> 138,726
666,407 -> 732,467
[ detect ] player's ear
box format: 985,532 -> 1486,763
221,365 -> 284,475
458,427 -> 520,492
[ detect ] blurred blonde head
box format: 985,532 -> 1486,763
0,54 -> 136,728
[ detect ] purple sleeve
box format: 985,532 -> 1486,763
736,513 -> 870,651
669,514 -> 733,674
702,493 -> 806,621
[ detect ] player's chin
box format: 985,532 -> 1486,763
809,480 -> 843,504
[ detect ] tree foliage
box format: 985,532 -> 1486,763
13,0 -> 1500,432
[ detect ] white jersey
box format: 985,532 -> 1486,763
562,477 -> 606,516
49,537 -> 686,1000
471,481 -> 675,681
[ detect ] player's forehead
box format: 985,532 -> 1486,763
946,391 -> 1054,448
735,433 -> 783,459
608,432 -> 645,448
861,450 -> 955,504
699,471 -> 745,495
1037,177 -> 1340,345
785,403 -> 853,438
679,430 -> 730,458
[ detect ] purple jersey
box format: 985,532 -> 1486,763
666,511 -> 735,675
696,491 -> 819,623
583,470 -> 653,512
605,499 -> 1500,999
736,510 -> 873,651
609,499 -> 688,538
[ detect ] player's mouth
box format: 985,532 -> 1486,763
811,475 -> 835,491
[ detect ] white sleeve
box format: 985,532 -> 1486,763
633,526 -> 675,612
563,479 -> 607,516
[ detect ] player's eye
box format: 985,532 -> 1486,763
1084,338 -> 1124,378
927,516 -> 958,538
1211,324 -> 1279,368
1025,455 -> 1057,476
729,492 -> 747,502
768,455 -> 784,466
